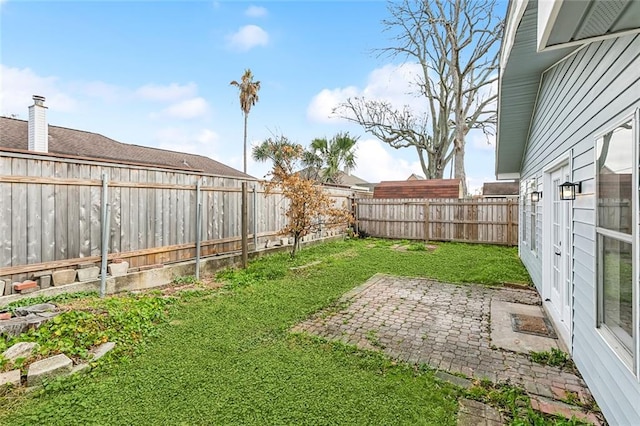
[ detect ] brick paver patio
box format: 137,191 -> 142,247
293,274 -> 601,424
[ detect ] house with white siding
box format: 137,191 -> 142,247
496,0 -> 640,424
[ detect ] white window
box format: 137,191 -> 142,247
596,116 -> 637,371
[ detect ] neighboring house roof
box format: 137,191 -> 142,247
482,181 -> 519,197
373,179 -> 461,199
0,117 -> 252,179
495,0 -> 640,179
407,173 -> 425,180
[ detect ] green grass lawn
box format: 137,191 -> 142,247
0,239 -> 532,425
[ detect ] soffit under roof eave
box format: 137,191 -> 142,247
496,1 -> 577,177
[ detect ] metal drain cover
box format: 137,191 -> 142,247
510,313 -> 557,339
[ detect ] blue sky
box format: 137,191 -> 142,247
1,1 -> 503,193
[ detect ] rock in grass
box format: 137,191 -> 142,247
2,341 -> 39,363
27,354 -> 73,387
14,303 -> 57,317
70,363 -> 91,375
0,369 -> 21,387
89,342 -> 116,361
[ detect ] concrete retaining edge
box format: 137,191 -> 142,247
0,235 -> 344,308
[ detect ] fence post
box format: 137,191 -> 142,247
100,174 -> 111,298
423,201 -> 430,242
252,185 -> 257,249
241,182 -> 248,269
507,199 -> 513,246
195,179 -> 202,280
352,196 -> 359,236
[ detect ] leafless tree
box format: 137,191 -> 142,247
336,0 -> 502,196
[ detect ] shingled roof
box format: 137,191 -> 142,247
482,181 -> 519,197
373,179 -> 462,199
0,117 -> 252,179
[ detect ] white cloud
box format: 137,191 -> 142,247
0,64 -> 78,116
469,130 -> 495,151
307,86 -> 359,123
135,82 -> 198,102
160,97 -> 210,120
353,138 -> 424,183
307,63 -> 427,124
245,5 -> 267,18
226,25 -> 269,52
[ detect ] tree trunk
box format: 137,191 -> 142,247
291,233 -> 301,257
243,112 -> 248,174
454,135 -> 467,197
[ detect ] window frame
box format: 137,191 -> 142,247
530,178 -> 538,254
594,111 -> 639,375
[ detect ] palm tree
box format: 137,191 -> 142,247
303,132 -> 358,184
252,135 -> 303,176
230,69 -> 261,174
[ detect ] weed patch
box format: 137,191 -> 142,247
530,348 -> 575,371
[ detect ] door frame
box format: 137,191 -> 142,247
543,153 -> 573,350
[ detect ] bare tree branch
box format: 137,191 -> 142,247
337,0 -> 503,195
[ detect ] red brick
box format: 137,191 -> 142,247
551,386 -> 567,400
13,280 -> 38,291
0,312 -> 12,320
530,396 -> 602,425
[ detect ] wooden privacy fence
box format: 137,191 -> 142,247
0,151 -> 354,291
355,198 -> 519,246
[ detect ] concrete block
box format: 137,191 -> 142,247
89,341 -> 116,361
77,266 -> 100,282
108,261 -> 129,277
20,286 -> 40,294
39,275 -> 52,289
2,342 -> 39,363
69,363 -> 91,375
27,354 -> 73,387
32,270 -> 53,278
0,279 -> 5,296
0,369 -> 21,387
52,269 -> 77,286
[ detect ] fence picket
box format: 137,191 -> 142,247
355,198 -> 518,245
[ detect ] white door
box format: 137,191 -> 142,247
550,166 -> 572,329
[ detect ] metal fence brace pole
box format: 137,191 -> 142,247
100,173 -> 110,298
195,179 -> 202,280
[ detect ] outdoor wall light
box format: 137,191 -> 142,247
530,191 -> 542,202
559,181 -> 581,201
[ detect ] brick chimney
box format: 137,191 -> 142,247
28,95 -> 48,152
